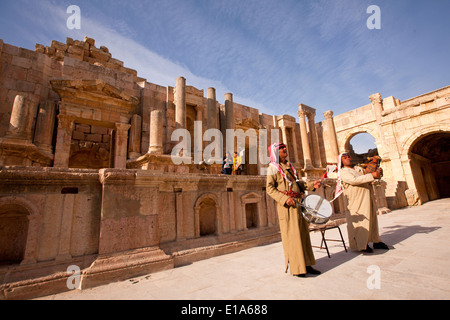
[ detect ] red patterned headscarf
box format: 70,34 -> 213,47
330,152 -> 346,202
268,142 -> 298,186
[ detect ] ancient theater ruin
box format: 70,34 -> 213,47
0,37 -> 449,299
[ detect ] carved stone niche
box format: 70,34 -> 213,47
50,79 -> 139,169
0,95 -> 54,167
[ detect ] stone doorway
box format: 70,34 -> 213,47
245,203 -> 258,229
0,205 -> 29,265
69,123 -> 113,169
198,198 -> 217,236
409,132 -> 450,202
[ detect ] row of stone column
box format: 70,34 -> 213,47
169,77 -> 342,170
2,91 -> 340,170
298,104 -> 340,168
174,76 -> 230,132
129,76 -> 231,159
172,76 -> 235,155
267,104 -> 340,171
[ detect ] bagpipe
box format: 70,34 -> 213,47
360,155 -> 383,177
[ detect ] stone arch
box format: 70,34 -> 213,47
339,126 -> 380,167
194,193 -> 220,237
0,197 -> 40,265
399,124 -> 450,204
339,125 -> 380,155
400,124 -> 450,162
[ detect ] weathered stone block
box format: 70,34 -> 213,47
84,36 -> 95,47
11,56 -> 33,69
89,47 -> 111,62
51,40 -> 67,52
35,44 -> 45,53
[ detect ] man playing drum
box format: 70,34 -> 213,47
266,143 -> 322,277
338,152 -> 389,253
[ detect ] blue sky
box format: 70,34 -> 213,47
1,0 -> 449,153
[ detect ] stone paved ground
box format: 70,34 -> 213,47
38,198 -> 450,300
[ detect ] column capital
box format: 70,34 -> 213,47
195,105 -> 204,113
224,92 -> 233,101
306,112 -> 316,122
298,109 -> 309,118
115,122 -> 131,133
323,110 -> 334,119
369,93 -> 382,104
207,87 -> 216,97
57,114 -> 76,130
298,103 -> 316,117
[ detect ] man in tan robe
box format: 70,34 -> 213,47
266,143 -> 321,277
339,153 -> 389,253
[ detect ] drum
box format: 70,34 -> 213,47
300,194 -> 333,225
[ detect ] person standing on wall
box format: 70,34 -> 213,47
232,151 -> 242,175
222,152 -> 233,175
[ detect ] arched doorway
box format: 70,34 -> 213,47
345,132 -> 379,165
0,204 -> 30,265
408,132 -> 450,202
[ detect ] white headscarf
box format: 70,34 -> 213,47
330,152 -> 346,202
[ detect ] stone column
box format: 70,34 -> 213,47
306,111 -> 322,168
224,93 -> 234,130
369,93 -> 388,158
128,114 -> 142,159
280,125 -> 294,162
33,101 -> 57,155
298,108 -> 313,170
114,122 -> 131,169
292,126 -> 300,164
280,125 -> 288,147
148,110 -> 163,154
194,106 -> 204,162
174,76 -> 186,130
176,192 -> 185,241
224,93 -> 234,154
323,110 -> 339,162
54,114 -> 75,168
272,115 -> 278,129
369,93 -> 383,117
6,95 -> 37,142
207,87 -> 217,129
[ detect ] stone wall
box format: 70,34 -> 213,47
0,167 -> 279,299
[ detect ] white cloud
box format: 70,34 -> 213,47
3,0 -> 449,122
17,0 -> 267,109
